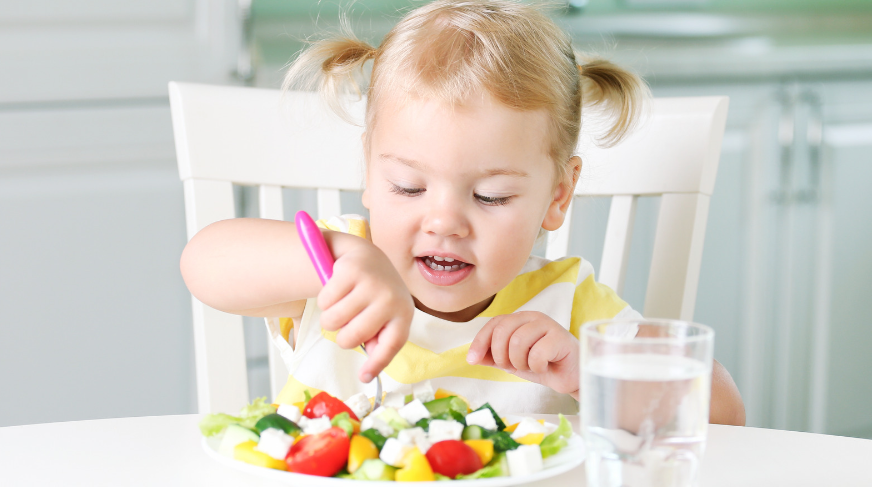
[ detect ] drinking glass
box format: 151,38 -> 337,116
580,319 -> 714,487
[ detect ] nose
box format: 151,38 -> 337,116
421,194 -> 470,238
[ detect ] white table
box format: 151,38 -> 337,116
2,414 -> 871,486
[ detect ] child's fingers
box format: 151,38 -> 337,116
333,304 -> 392,349
318,285 -> 368,332
467,315 -> 504,364
486,314 -> 532,370
359,318 -> 409,382
316,273 -> 355,312
507,321 -> 551,372
528,330 -> 573,375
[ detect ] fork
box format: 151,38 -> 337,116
295,210 -> 384,411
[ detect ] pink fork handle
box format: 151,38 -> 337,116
295,211 -> 334,285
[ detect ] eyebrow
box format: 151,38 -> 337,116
379,153 -> 529,178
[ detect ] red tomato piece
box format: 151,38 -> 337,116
303,391 -> 359,421
285,427 -> 350,477
425,440 -> 483,479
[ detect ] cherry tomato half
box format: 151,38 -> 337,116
303,391 -> 359,421
425,440 -> 483,479
285,427 -> 350,477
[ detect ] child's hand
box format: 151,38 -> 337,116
316,234 -> 415,383
466,311 -> 579,398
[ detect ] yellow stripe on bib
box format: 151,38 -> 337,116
479,258 -> 580,317
569,274 -> 629,338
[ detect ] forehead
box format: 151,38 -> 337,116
368,91 -> 552,173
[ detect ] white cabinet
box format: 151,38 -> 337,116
0,1 -> 242,426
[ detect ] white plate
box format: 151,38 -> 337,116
201,417 -> 585,486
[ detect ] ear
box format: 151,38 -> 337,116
361,131 -> 371,209
542,156 -> 581,231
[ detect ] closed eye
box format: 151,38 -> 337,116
390,184 -> 424,197
476,194 -> 512,206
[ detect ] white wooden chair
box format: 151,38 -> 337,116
169,81 -> 728,414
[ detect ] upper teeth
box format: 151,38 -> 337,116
432,256 -> 454,262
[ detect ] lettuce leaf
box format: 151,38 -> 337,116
455,463 -> 504,480
539,413 -> 571,458
198,413 -> 243,437
238,397 -> 277,429
199,397 -> 276,436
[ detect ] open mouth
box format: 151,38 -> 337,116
419,255 -> 470,272
416,255 -> 474,286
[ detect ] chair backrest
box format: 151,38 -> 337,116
169,81 -> 728,414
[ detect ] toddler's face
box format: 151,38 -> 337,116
363,92 -> 570,322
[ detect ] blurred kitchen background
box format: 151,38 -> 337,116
2,0 -> 871,440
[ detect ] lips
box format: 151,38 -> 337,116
416,255 -> 474,286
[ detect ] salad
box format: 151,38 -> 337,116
199,381 -> 573,481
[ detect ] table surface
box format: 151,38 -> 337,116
2,414 -> 872,486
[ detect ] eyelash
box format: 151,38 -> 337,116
389,184 -> 512,206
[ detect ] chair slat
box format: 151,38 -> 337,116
183,179 -> 249,413
257,185 -> 291,401
317,188 -> 342,221
599,195 -> 638,296
643,193 -> 711,320
257,184 -> 284,221
545,199 -> 574,260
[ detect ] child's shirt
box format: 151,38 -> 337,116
265,215 -> 641,414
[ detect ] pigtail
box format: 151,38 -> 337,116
577,57 -> 650,148
282,33 -> 377,124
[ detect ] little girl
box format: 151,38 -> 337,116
181,0 -> 744,423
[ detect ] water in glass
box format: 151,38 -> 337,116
582,353 -> 711,487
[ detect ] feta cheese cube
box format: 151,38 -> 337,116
296,416 -> 309,429
510,417 -> 547,440
379,438 -> 412,467
412,381 -> 436,403
302,415 -> 332,436
343,392 -> 372,420
398,399 -> 431,425
464,408 -> 497,431
254,428 -> 294,460
507,444 -> 543,477
427,419 -> 464,444
369,416 -> 395,437
398,427 -> 432,454
383,390 -> 407,409
360,406 -> 385,431
276,404 -> 302,423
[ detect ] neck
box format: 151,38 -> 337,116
413,295 -> 496,323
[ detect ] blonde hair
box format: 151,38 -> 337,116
283,0 -> 649,181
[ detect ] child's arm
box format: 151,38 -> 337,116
467,311 -> 746,426
180,217 -> 414,381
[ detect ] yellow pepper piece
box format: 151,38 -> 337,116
396,448 -> 435,482
516,433 -> 545,445
463,439 -> 494,465
350,419 -> 361,434
233,441 -> 286,470
347,435 -> 380,474
504,422 -> 519,433
293,401 -> 305,412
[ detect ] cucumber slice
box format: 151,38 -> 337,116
361,428 -> 388,450
254,413 -> 301,436
351,459 -> 398,481
218,424 -> 260,458
423,396 -> 468,417
462,425 -> 486,440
